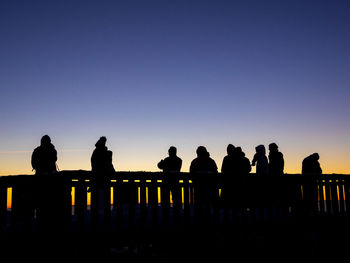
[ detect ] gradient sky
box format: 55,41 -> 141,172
1,0 -> 350,175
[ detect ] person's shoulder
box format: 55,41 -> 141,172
163,156 -> 172,162
176,156 -> 182,162
33,146 -> 40,152
32,147 -> 40,157
190,157 -> 199,165
223,155 -> 230,161
157,159 -> 164,169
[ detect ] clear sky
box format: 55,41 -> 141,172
1,0 -> 349,175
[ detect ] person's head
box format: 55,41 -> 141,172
40,135 -> 51,146
226,144 -> 235,155
269,143 -> 278,152
95,136 -> 107,148
312,153 -> 319,161
168,146 -> 177,157
255,145 -> 266,155
196,146 -> 208,158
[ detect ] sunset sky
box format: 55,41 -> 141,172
1,0 -> 349,175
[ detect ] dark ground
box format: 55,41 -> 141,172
1,215 -> 349,263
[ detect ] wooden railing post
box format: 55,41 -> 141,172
74,173 -> 88,232
0,178 -> 8,232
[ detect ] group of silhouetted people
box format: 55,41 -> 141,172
157,143 -> 286,176
31,135 -> 323,177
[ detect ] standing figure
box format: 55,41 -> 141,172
91,136 -> 115,179
31,136 -> 70,233
158,146 -> 182,208
302,153 -> 322,175
90,136 -> 115,229
236,147 -> 251,175
31,135 -> 58,175
190,146 -> 218,210
190,146 -> 218,173
268,143 -> 284,176
252,145 -> 269,175
157,146 -> 182,172
221,144 -> 239,175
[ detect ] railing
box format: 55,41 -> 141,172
2,171 -> 350,261
1,171 -> 350,235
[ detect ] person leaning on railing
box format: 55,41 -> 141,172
31,135 -> 58,175
302,153 -> 322,175
157,146 -> 182,172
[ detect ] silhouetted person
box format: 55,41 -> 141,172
190,146 -> 218,173
252,144 -> 269,175
268,143 -> 284,176
158,146 -> 182,210
221,145 -> 250,215
190,146 -> 218,222
31,136 -> 69,234
106,149 -> 115,173
236,147 -> 251,175
91,136 -> 115,181
90,136 -> 114,230
157,146 -> 182,172
302,153 -> 322,175
221,144 -> 239,174
31,135 -> 57,175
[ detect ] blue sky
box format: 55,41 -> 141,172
1,0 -> 350,174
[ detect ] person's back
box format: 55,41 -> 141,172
268,143 -> 284,176
107,150 -> 116,173
190,146 -> 218,173
158,146 -> 182,172
190,146 -> 218,204
236,147 -> 251,175
91,136 -> 115,188
302,153 -> 322,175
252,145 -> 269,175
91,137 -> 109,174
221,144 -> 239,175
31,135 -> 57,175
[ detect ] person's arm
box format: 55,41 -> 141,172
157,160 -> 164,170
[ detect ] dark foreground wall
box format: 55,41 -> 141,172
0,171 -> 350,262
